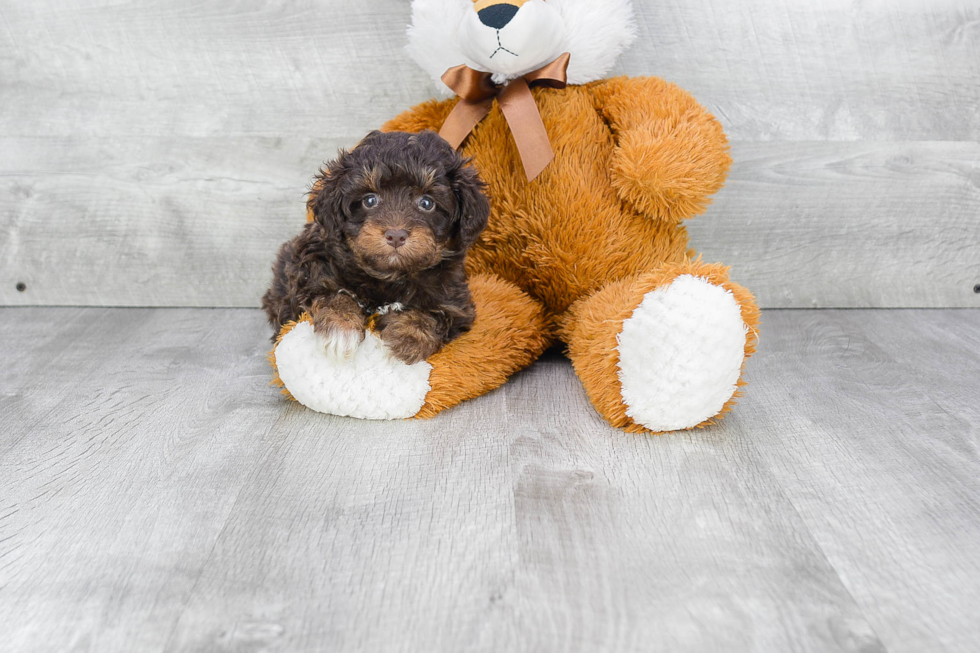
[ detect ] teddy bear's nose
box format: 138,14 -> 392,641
478,3 -> 519,29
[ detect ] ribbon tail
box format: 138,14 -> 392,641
438,98 -> 493,150
498,78 -> 554,182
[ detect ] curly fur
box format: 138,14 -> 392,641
262,130 -> 490,365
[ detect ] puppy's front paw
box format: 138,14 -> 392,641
315,326 -> 365,362
311,293 -> 368,363
378,310 -> 443,365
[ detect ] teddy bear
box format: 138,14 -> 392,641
269,0 -> 759,433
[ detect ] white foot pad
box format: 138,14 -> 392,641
616,275 -> 747,432
274,321 -> 432,420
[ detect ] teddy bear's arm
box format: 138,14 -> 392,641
381,98 -> 458,134
590,76 -> 732,222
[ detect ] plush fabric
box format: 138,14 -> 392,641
408,0 -> 637,93
271,274 -> 551,419
270,0 -> 761,432
273,318 -> 433,420
417,273 -> 551,417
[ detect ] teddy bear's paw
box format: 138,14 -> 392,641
616,275 -> 747,432
275,321 -> 432,420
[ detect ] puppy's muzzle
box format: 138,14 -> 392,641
384,229 -> 409,249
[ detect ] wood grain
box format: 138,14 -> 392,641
2,139 -> 978,308
163,383 -> 526,652
4,306 -> 979,651
725,309 -> 980,653
2,0 -> 977,142
2,1 -> 980,309
628,0 -> 980,141
689,141 -> 980,308
0,307 -> 287,651
495,359 -> 885,653
161,353 -> 886,653
0,0 -> 433,141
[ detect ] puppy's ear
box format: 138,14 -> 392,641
357,130 -> 386,147
308,151 -> 355,239
449,160 -> 490,250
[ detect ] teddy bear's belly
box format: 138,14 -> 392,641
467,194 -> 689,316
383,87 -> 694,318
461,96 -> 690,316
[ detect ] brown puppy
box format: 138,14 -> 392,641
262,130 -> 490,365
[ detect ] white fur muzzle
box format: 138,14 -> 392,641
459,1 -> 567,81
407,0 -> 637,93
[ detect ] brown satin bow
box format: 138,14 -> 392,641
438,52 -> 570,182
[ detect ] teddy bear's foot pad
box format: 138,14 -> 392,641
616,275 -> 747,431
275,321 -> 432,420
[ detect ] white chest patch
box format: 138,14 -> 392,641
374,302 -> 405,316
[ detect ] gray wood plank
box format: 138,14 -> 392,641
0,0 -> 433,141
0,134 -> 316,307
495,358 -> 885,653
3,0 -> 980,309
0,307 -> 288,652
689,141 -> 980,309
2,307 -> 979,652
162,350 -> 883,650
163,385 -> 527,652
629,0 -> 980,142
1,0 -> 977,142
3,139 -> 977,308
725,309 -> 980,653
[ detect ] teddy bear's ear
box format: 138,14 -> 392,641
355,130 -> 386,148
406,0 -> 472,96
449,159 -> 490,250
555,0 -> 637,84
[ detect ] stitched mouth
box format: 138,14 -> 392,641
489,30 -> 518,59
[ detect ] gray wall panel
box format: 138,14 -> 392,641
2,0 -> 978,307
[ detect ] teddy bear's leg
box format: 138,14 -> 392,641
560,260 -> 760,433
270,273 -> 551,420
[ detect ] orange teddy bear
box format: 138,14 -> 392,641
271,0 -> 759,433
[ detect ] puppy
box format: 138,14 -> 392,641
262,130 -> 490,365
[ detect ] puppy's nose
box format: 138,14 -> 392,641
478,3 -> 519,29
384,229 -> 409,249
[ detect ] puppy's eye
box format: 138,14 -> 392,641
417,195 -> 435,212
362,194 -> 380,209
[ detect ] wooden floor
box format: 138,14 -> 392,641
0,307 -> 978,653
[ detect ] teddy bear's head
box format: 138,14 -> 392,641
407,0 -> 636,92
